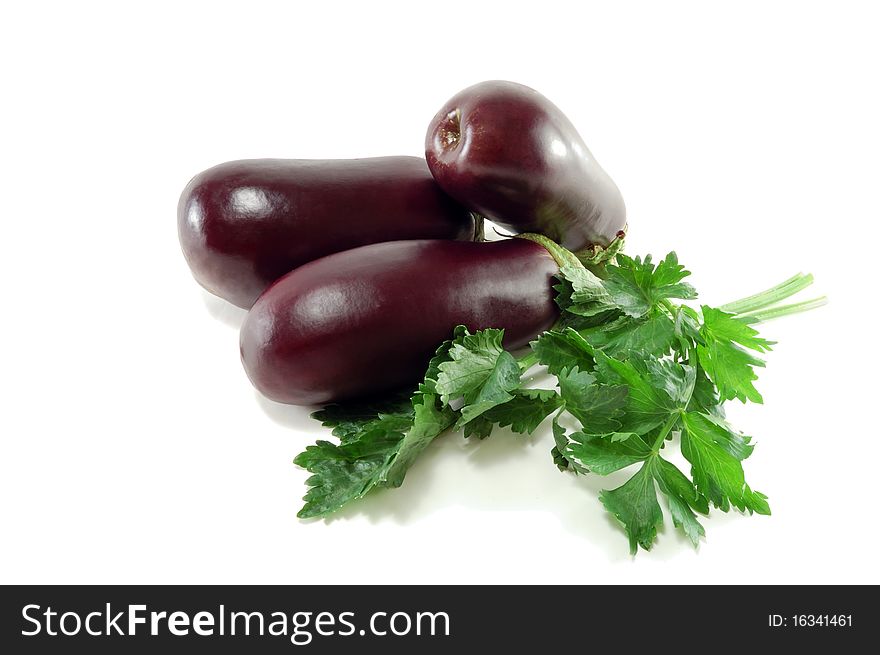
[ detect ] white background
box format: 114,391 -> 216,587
2,1 -> 878,585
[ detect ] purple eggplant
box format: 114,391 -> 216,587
425,80 -> 626,251
240,239 -> 560,405
178,157 -> 474,308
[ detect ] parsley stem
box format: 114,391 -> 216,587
720,273 -> 814,315
736,296 -> 828,322
659,298 -> 678,317
651,413 -> 680,453
517,351 -> 539,372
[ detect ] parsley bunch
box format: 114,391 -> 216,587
294,249 -> 824,554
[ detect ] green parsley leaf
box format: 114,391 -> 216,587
700,412 -> 756,460
557,367 -> 628,434
680,411 -> 770,514
567,431 -> 651,475
592,351 -> 692,434
551,417 -> 571,471
582,313 -> 677,358
294,427 -> 406,518
653,457 -> 708,548
418,325 -> 470,395
592,453 -> 710,552
688,365 -> 726,419
531,328 -> 596,375
674,304 -> 702,355
463,415 -> 494,439
600,459 -> 664,555
295,396 -> 457,519
646,358 -> 696,407
551,446 -> 570,471
434,328 -> 507,403
701,306 -> 775,352
603,252 -> 697,318
697,306 -> 775,404
311,396 -> 412,444
551,415 -> 590,474
382,394 -> 455,487
556,264 -> 616,317
455,351 -> 520,427
435,328 -> 522,427
480,388 -> 562,435
296,327 -> 470,517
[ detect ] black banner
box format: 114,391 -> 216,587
0,585 -> 869,652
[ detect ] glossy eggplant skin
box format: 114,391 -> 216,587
178,157 -> 474,308
241,239 -> 559,405
425,80 -> 626,252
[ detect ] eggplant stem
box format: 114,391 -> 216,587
573,228 -> 627,267
515,233 -> 584,271
471,212 -> 487,242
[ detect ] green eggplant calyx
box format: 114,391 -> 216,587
471,212 -> 487,242
574,227 -> 627,267
515,232 -> 584,272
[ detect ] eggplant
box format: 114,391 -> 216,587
178,157 -> 474,308
425,80 -> 626,252
240,239 -> 560,405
